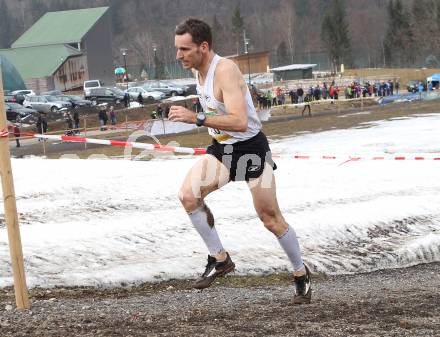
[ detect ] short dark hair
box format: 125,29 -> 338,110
175,18 -> 212,49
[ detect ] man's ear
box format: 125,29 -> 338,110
200,41 -> 210,53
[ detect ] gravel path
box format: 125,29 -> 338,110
1,262 -> 439,336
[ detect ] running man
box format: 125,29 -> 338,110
168,18 -> 311,304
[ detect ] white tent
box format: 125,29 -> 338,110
427,73 -> 440,82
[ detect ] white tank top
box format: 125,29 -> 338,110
195,54 -> 261,144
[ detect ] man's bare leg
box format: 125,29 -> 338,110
179,155 -> 235,289
179,154 -> 230,261
247,165 -> 305,273
247,164 -> 311,303
179,155 -> 236,289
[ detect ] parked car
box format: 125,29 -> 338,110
5,102 -> 38,123
5,92 -> 28,105
406,80 -> 426,93
4,94 -> 18,103
83,79 -> 103,96
124,87 -> 165,101
23,95 -> 72,113
53,95 -> 92,107
143,81 -> 185,96
11,89 -> 36,96
165,81 -> 190,95
85,87 -> 125,105
7,90 -> 36,105
407,80 -> 418,93
41,90 -> 63,96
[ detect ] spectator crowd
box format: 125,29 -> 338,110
255,79 -> 401,109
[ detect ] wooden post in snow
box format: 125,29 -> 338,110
0,65 -> 30,309
84,117 -> 87,150
42,127 -> 46,156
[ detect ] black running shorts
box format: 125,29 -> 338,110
206,131 -> 277,181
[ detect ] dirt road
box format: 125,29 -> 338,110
1,263 -> 439,336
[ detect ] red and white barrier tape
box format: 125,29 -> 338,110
0,130 -> 9,137
18,132 -> 206,155
9,132 -> 440,161
272,154 -> 440,161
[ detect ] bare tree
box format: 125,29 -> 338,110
4,0 -> 440,73
279,0 -> 296,63
128,31 -> 155,69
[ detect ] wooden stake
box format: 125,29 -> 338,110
0,65 -> 30,309
42,126 -> 46,156
84,117 -> 87,150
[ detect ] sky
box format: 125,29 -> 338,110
1,112 -> 440,288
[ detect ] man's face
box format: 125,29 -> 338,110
175,33 -> 206,70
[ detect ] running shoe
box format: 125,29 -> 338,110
293,264 -> 312,304
193,252 -> 235,289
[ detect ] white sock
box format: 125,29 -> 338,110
277,226 -> 304,271
188,204 -> 224,256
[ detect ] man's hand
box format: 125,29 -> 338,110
168,105 -> 196,124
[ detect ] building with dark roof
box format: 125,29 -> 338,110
0,7 -> 113,92
0,44 -> 85,92
270,64 -> 317,81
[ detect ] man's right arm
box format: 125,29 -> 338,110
169,60 -> 248,132
201,60 -> 248,132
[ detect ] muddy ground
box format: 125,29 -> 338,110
1,263 -> 439,336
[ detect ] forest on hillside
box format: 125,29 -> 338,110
1,0 -> 439,75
